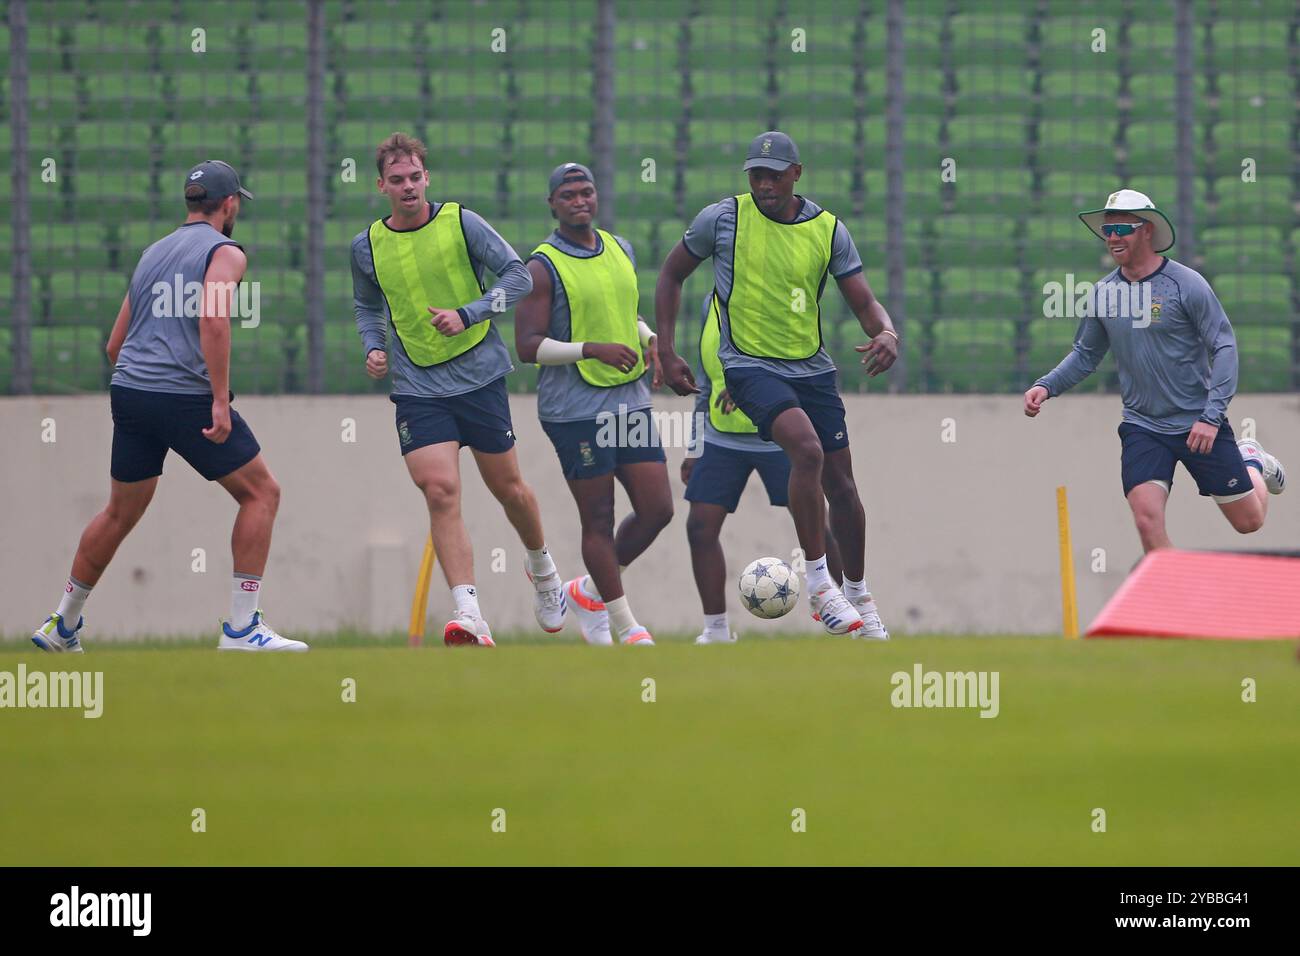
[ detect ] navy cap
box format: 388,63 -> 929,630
742,131 -> 801,172
548,162 -> 595,196
184,160 -> 253,201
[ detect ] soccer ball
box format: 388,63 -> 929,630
738,557 -> 801,619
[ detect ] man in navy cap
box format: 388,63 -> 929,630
654,131 -> 899,639
32,160 -> 307,653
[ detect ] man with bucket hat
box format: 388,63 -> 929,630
1025,188 -> 1286,552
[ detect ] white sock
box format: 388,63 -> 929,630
56,577 -> 92,623
605,595 -> 640,638
842,576 -> 870,601
805,554 -> 833,593
231,574 -> 261,630
526,546 -> 556,578
451,584 -> 481,617
703,611 -> 729,638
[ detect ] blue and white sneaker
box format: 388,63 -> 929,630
218,611 -> 308,652
810,586 -> 864,636
1238,439 -> 1286,495
526,568 -> 567,633
32,612 -> 86,653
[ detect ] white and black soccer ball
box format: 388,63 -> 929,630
738,557 -> 800,619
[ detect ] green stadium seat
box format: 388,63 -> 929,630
1209,120 -> 1293,176
946,14 -> 1032,67
1211,177 -> 1293,227
1213,72 -> 1294,121
1027,317 -> 1081,379
1210,274 -> 1292,324
1235,326 -> 1295,391
31,325 -> 108,393
1206,21 -> 1291,70
45,270 -> 127,325
938,267 -> 1022,320
1124,22 -> 1178,72
929,318 -> 1018,392
950,68 -> 1037,116
933,217 -> 1019,268
944,115 -> 1029,169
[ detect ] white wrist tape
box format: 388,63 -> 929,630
536,337 -> 587,365
637,320 -> 657,348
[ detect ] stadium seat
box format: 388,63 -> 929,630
928,318 -> 1018,392
30,325 -> 108,393
1235,326 -> 1295,391
1198,227 -> 1287,277
1211,274 -> 1292,324
938,267 -> 1023,321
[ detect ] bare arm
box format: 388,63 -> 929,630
106,293 -> 131,365
199,244 -> 247,442
837,272 -> 899,377
653,241 -> 703,394
515,259 -> 554,364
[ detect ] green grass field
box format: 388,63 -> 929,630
2,635 -> 1297,865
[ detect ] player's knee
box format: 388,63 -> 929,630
1231,511 -> 1264,534
259,475 -> 281,512
420,476 -> 460,512
644,496 -> 674,533
789,436 -> 823,471
685,512 -> 717,547
823,470 -> 859,506
1132,509 -> 1165,539
498,478 -> 533,511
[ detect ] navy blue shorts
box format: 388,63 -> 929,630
110,385 -> 261,483
393,377 -> 516,455
1119,421 -> 1253,499
541,408 -> 668,481
685,441 -> 790,512
722,366 -> 849,451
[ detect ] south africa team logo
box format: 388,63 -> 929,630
398,420 -> 412,446
578,440 -> 596,467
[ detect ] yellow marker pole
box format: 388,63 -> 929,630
1056,486 -> 1080,639
408,533 -> 436,647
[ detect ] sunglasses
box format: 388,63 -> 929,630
1101,222 -> 1147,238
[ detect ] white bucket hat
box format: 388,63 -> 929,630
1078,188 -> 1175,253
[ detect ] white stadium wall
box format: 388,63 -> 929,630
2,393 -> 1297,640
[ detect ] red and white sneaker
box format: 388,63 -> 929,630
564,577 -> 613,646
621,626 -> 655,647
1238,439 -> 1286,495
444,611 -> 495,647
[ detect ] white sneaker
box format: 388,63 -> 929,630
810,585 -> 864,636
527,568 -> 567,633
564,577 -> 613,646
621,626 -> 655,646
218,611 -> 308,652
694,630 -> 738,645
1238,439 -> 1286,495
443,611 -> 495,647
32,612 -> 86,653
851,596 -> 890,641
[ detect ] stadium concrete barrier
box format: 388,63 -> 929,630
3,393 -> 1297,640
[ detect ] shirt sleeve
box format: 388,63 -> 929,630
1035,312 -> 1111,398
457,207 -> 534,326
350,233 -> 388,358
682,201 -> 726,260
1189,276 -> 1238,425
614,235 -> 637,269
829,220 -> 864,279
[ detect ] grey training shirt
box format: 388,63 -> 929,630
682,194 -> 863,378
112,221 -> 240,394
1035,257 -> 1239,434
351,202 -> 532,398
529,229 -> 653,423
